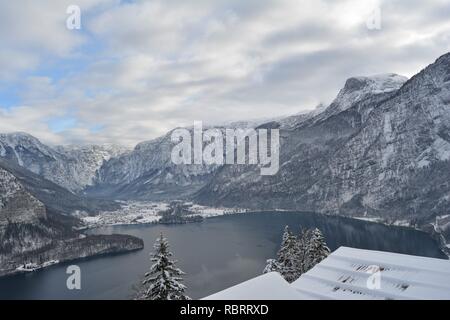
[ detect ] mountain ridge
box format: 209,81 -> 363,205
3,52 -> 450,227
194,52 -> 450,223
0,132 -> 129,192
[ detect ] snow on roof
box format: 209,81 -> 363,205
293,247 -> 450,300
203,272 -> 307,300
203,247 -> 450,300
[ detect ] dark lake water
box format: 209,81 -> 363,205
0,212 -> 446,299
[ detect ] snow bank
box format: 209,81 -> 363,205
204,247 -> 450,300
203,272 -> 306,300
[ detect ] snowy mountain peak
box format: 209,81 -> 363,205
0,132 -> 130,192
0,132 -> 58,166
345,73 -> 407,91
328,73 -> 408,114
1,131 -> 37,140
0,132 -> 52,153
1,131 -> 34,140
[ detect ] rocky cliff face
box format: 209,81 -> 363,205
0,133 -> 128,192
322,53 -> 450,220
0,159 -> 120,216
93,130 -> 220,200
90,53 -> 450,225
56,144 -> 129,189
0,167 -> 45,224
0,167 -> 143,274
195,53 -> 450,223
4,53 -> 450,228
0,167 -> 62,258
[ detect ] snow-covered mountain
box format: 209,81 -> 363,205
195,53 -> 450,224
90,74 -> 410,203
0,133 -> 128,192
325,73 -> 407,115
3,53 -> 450,229
0,165 -> 143,275
0,159 -> 120,216
92,130 -> 220,200
3,53 -> 450,275
0,167 -> 62,258
0,167 -> 46,226
55,144 -> 129,190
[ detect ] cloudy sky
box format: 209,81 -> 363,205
1,0 -> 449,146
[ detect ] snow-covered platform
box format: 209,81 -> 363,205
203,247 -> 450,300
203,272 -> 305,300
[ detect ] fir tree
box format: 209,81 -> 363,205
141,233 -> 190,300
263,259 -> 281,274
265,226 -> 331,283
303,228 -> 330,273
276,226 -> 301,283
296,228 -> 312,274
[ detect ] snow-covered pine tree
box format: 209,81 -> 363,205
263,259 -> 281,274
276,226 -> 301,283
296,228 -> 311,274
303,228 -> 330,273
265,226 -> 331,283
141,233 -> 190,300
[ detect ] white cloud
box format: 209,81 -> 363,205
1,0 -> 450,146
0,0 -> 118,80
